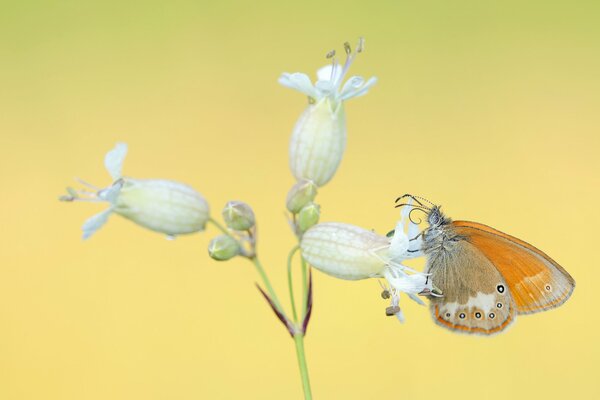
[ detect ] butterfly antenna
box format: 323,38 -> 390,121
395,194 -> 425,207
394,203 -> 429,210
412,195 -> 436,207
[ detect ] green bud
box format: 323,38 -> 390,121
222,201 -> 255,231
297,203 -> 320,233
208,235 -> 240,261
286,179 -> 318,213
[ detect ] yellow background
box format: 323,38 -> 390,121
1,1 -> 598,399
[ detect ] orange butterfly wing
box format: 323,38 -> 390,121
452,221 -> 575,315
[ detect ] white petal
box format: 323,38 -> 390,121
340,76 -> 365,98
400,198 -> 412,225
279,72 -> 319,99
97,182 -> 123,204
388,221 -> 410,261
315,80 -> 335,96
340,76 -> 377,101
317,64 -> 342,83
391,294 -> 405,323
104,143 -> 128,181
408,293 -> 426,306
384,268 -> 428,294
82,208 -> 113,240
395,309 -> 405,323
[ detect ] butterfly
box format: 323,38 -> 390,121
395,194 -> 575,335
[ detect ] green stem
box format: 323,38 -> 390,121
294,333 -> 312,400
210,217 -> 312,398
208,217 -> 230,236
251,256 -> 285,314
287,245 -> 300,322
300,257 -> 309,317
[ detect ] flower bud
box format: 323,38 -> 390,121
301,222 -> 388,280
208,235 -> 240,261
115,179 -> 210,236
222,201 -> 255,231
297,203 -> 320,233
286,179 -> 318,213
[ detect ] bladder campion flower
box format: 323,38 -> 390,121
60,143 -> 210,239
280,38 -> 377,187
300,203 -> 439,322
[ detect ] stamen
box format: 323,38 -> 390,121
334,38 -> 362,89
75,177 -> 101,191
385,305 -> 401,316
344,42 -> 351,55
356,37 -> 365,53
59,179 -> 105,202
325,49 -> 338,82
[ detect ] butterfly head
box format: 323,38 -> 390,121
427,205 -> 446,227
394,194 -> 450,228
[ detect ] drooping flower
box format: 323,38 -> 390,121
300,203 -> 438,322
280,38 -> 377,187
60,143 -> 210,239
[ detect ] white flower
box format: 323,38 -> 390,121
300,204 -> 437,322
280,38 -> 377,187
61,143 -> 210,239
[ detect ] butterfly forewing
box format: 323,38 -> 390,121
452,221 -> 575,315
427,240 -> 516,335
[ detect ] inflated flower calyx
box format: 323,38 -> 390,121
222,201 -> 255,231
208,235 -> 240,261
286,179 -> 318,214
60,143 -> 210,239
279,38 -> 377,187
297,203 -> 320,233
300,220 -> 438,323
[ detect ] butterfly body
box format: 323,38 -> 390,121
407,202 -> 575,336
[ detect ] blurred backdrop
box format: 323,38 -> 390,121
1,1 -> 599,399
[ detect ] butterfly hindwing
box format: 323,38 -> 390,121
427,239 -> 516,335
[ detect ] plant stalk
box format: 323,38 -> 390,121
294,333 -> 312,400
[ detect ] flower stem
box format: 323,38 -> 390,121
294,333 -> 312,400
208,217 -> 230,236
287,245 -> 300,322
301,257 -> 309,317
210,218 -> 312,398
251,256 -> 285,314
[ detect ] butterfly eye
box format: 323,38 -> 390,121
545,284 -> 552,292
489,312 -> 496,319
445,313 -> 451,318
496,302 -> 503,308
474,312 -> 482,319
496,284 -> 505,293
459,313 -> 466,319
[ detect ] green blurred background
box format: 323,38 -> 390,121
1,1 -> 598,399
